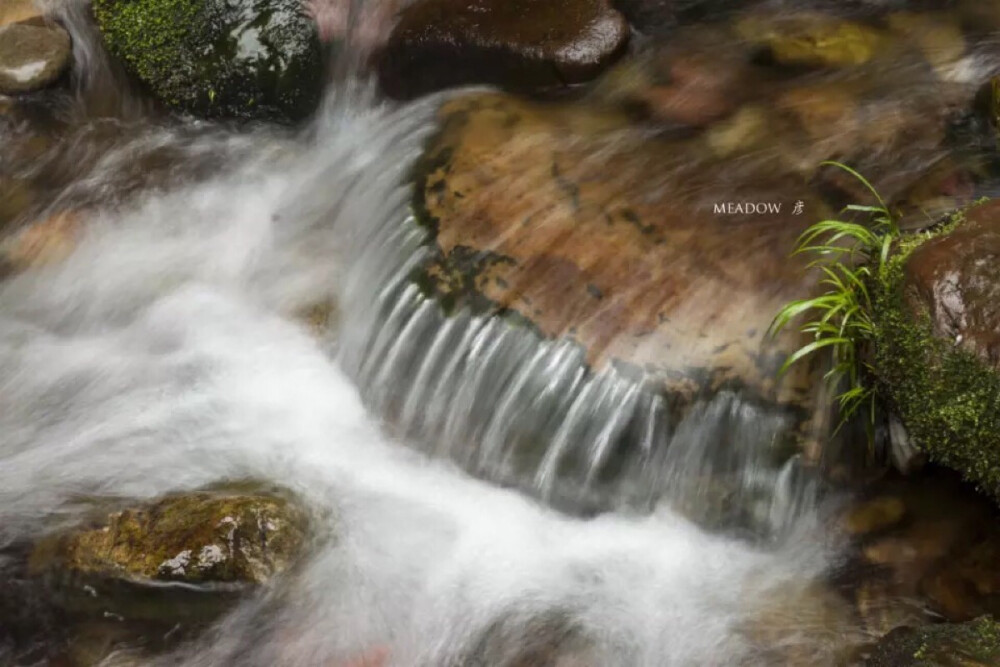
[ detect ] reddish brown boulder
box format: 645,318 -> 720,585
904,201 -> 1000,370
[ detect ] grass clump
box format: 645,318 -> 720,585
769,161 -> 899,439
774,163 -> 1000,499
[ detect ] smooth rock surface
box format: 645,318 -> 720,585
413,92 -> 823,409
0,23 -> 70,94
377,0 -> 630,99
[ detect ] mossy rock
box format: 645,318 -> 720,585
29,487 -> 310,622
867,616 -> 1000,666
92,0 -> 324,122
872,201 -> 1000,501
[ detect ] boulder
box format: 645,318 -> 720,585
92,0 -> 324,122
905,202 -> 1000,368
0,23 -> 71,94
873,200 -> 1000,501
867,616 -> 1000,666
30,488 -> 309,621
376,0 -> 630,99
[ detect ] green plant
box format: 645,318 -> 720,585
769,161 -> 899,437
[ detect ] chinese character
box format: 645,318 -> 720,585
792,200 -> 805,215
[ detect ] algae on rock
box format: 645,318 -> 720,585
92,0 -> 324,122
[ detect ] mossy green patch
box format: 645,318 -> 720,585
92,0 -> 324,122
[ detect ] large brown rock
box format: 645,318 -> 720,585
904,201 -> 1000,370
414,92 -> 823,410
377,0 -> 630,99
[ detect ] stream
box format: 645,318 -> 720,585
3,1 -> 1000,665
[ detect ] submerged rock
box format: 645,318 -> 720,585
736,13 -> 886,68
376,0 -> 630,99
873,201 -> 1000,500
886,12 -> 964,74
30,488 -> 309,622
0,23 -> 71,94
867,616 -> 1000,666
842,496 -> 906,536
92,0 -> 324,122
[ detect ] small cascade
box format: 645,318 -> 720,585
335,187 -> 821,533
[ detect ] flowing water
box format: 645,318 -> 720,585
6,0 -> 997,664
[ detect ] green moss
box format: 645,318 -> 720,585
868,616 -> 1000,665
92,0 -> 323,122
872,204 -> 1000,501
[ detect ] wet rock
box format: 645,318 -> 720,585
855,581 -> 926,638
777,83 -> 859,142
0,0 -> 44,27
704,105 -> 769,157
842,496 -> 906,535
867,616 -> 1000,666
414,92 -> 823,412
921,536 -> 1000,621
905,201 -> 1000,368
92,0 -> 324,122
0,23 -> 71,94
376,0 -> 630,99
736,13 -> 887,68
591,31 -> 750,127
636,52 -> 744,127
30,488 -> 309,621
